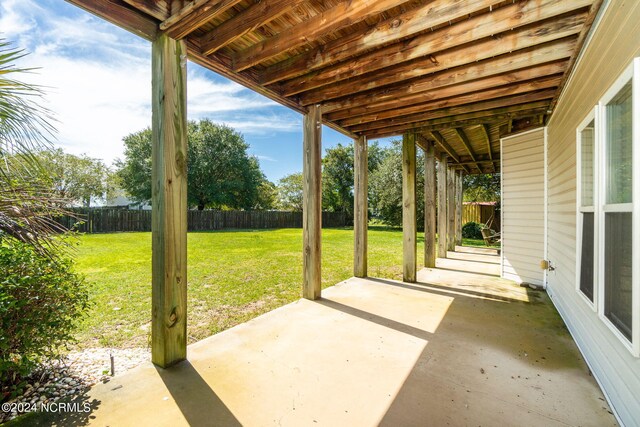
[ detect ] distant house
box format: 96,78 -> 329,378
104,191 -> 151,210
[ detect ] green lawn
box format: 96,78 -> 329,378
72,227 -> 494,349
72,227 -> 422,348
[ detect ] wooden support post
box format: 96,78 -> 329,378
447,166 -> 456,252
303,104 -> 322,300
424,141 -> 437,268
456,170 -> 463,245
437,156 -> 448,258
151,34 -> 188,368
402,132 -> 417,283
354,135 -> 368,277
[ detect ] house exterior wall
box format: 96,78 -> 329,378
546,1 -> 640,424
501,128 -> 545,286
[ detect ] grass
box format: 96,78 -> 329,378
72,226 -> 441,349
72,227 -> 494,349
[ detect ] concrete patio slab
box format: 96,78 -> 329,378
25,253 -> 616,426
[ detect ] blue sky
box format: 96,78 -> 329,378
0,0 -> 392,182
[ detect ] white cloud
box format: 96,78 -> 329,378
2,0 -> 297,166
0,0 -> 38,38
255,155 -> 277,162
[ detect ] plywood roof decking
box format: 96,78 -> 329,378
68,0 -> 603,174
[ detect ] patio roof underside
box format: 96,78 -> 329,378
70,0 -> 601,174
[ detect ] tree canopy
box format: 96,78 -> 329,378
463,173 -> 501,202
36,149 -> 111,207
276,172 -> 303,211
369,140 -> 425,227
322,142 -> 384,218
116,120 -> 274,210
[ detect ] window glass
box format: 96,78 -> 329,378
579,212 -> 595,301
604,212 -> 633,340
581,120 -> 595,207
606,81 -> 633,204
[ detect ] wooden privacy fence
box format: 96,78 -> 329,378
56,208 -> 347,233
462,203 -> 500,231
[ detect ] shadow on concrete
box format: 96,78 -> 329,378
365,276 -> 531,304
316,298 -> 432,340
434,266 -> 500,278
156,361 -> 241,426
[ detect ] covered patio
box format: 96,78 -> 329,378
52,0 -> 628,425
31,249 -> 614,425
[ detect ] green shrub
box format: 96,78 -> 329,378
462,221 -> 484,240
0,240 -> 90,400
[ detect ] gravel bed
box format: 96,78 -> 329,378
1,348 -> 149,423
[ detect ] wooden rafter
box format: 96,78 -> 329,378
66,0 -> 159,40
278,0 -> 592,97
160,0 -> 244,40
122,0 -> 169,20
335,76 -> 562,127
366,107 -> 548,139
232,0 -> 404,72
377,102 -> 550,137
454,128 -> 483,174
64,0 -> 603,180
259,0 -> 497,85
199,0 -> 306,55
480,124 -> 495,173
427,132 -> 471,174
322,39 -> 575,115
345,89 -> 556,133
298,13 -> 586,106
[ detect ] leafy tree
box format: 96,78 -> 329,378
276,172 -> 303,211
322,143 -> 354,216
463,173 -> 501,202
116,120 -> 269,210
322,141 -> 385,218
369,140 -> 425,227
255,180 -> 277,210
36,148 -> 111,207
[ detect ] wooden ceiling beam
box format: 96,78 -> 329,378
160,0 -> 244,40
186,40 -> 304,114
65,0 -> 159,40
429,131 -> 460,164
480,124 -> 496,173
299,14 -> 585,106
322,39 -> 574,115
426,133 -> 470,174
232,0 -> 404,72
343,89 -> 557,133
121,0 -> 170,20
259,0 -> 497,85
279,0 -> 591,97
365,106 -> 549,139
199,0 -> 306,56
335,74 -> 562,127
454,128 -> 483,174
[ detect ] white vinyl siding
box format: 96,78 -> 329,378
545,1 -> 640,424
501,128 -> 545,286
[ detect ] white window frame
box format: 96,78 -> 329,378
595,58 -> 640,356
576,108 -> 598,310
